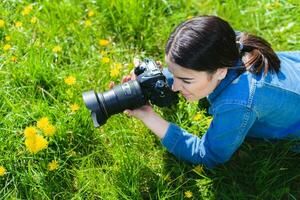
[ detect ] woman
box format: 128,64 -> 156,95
123,15 -> 300,168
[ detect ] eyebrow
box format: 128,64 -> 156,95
175,76 -> 194,81
167,68 -> 194,81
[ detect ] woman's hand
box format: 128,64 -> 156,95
109,58 -> 155,121
108,58 -> 169,139
123,104 -> 155,121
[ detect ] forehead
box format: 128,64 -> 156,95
165,56 -> 201,78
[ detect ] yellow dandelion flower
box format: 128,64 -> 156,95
25,135 -> 48,154
52,45 -> 62,53
193,165 -> 204,174
24,126 -> 37,138
3,44 -> 12,51
184,191 -> 193,198
5,36 -> 11,41
0,166 -> 6,176
84,20 -> 92,27
110,68 -> 120,78
15,21 -> 22,27
115,63 -> 122,70
99,39 -> 109,46
11,56 -> 17,62
21,5 -> 33,16
30,16 -> 38,24
0,19 -> 5,28
88,10 -> 95,17
193,113 -> 202,121
37,117 -> 50,130
187,15 -> 194,20
48,160 -> 59,171
101,57 -> 110,63
109,63 -> 122,77
70,103 -> 80,112
64,76 -> 76,85
42,124 -> 56,137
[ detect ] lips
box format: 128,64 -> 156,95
182,93 -> 192,98
181,92 -> 190,96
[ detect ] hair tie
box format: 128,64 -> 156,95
236,41 -> 253,53
236,41 -> 244,53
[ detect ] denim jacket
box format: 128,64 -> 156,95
161,51 -> 300,168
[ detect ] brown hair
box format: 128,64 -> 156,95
166,15 -> 281,75
237,32 -> 281,74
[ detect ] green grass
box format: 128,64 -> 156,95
1,0 -> 300,199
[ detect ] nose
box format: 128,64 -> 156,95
171,78 -> 181,92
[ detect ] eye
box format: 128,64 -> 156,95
182,80 -> 191,84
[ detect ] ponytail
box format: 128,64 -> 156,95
236,33 -> 280,75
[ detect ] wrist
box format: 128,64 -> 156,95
140,110 -> 169,139
139,109 -> 157,122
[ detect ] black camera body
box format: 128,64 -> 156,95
82,58 -> 178,127
134,58 -> 177,107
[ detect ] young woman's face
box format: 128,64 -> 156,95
166,57 -> 227,102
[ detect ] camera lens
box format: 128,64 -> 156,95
82,80 -> 147,127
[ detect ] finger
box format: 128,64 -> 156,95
155,60 -> 162,68
130,69 -> 134,75
133,58 -> 140,67
122,75 -> 131,83
126,75 -> 131,82
108,81 -> 115,89
121,76 -> 126,83
123,109 -> 132,116
121,75 -> 130,83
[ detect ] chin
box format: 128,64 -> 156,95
184,95 -> 197,102
187,99 -> 199,102
186,95 -> 205,102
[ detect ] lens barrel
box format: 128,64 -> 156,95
82,80 -> 146,127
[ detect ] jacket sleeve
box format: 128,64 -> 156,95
161,104 -> 256,168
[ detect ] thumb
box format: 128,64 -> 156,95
133,58 -> 140,67
155,60 -> 163,69
124,109 -> 133,116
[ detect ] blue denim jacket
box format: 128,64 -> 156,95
161,51 -> 300,168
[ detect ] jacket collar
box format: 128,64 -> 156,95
207,59 -> 244,104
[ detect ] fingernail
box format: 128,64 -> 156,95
133,58 -> 140,67
108,81 -> 115,89
124,111 -> 130,116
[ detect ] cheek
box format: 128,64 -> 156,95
186,81 -> 214,97
189,82 -> 207,93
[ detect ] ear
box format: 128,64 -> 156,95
215,68 -> 228,80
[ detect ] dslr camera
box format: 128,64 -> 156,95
82,58 -> 178,127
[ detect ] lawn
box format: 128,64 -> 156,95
0,0 -> 300,199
